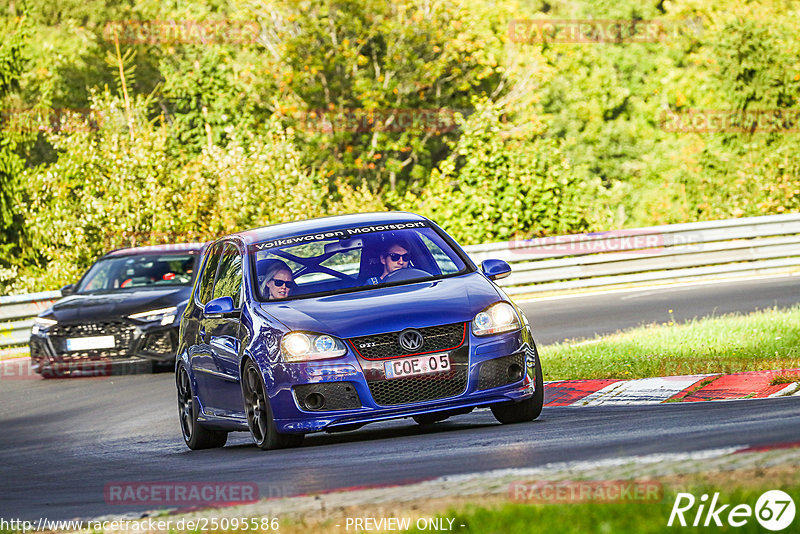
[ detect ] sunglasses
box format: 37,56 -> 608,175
269,279 -> 296,288
387,252 -> 411,262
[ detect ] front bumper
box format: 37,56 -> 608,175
29,320 -> 179,376
267,327 -> 538,433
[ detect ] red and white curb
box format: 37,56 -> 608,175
545,369 -> 800,406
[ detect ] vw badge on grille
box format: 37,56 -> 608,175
398,329 -> 424,352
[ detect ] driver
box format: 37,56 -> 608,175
260,259 -> 296,300
367,241 -> 412,285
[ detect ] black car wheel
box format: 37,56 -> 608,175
242,360 -> 304,450
491,344 -> 544,424
177,364 -> 228,449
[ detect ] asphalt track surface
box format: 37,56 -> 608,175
1,275 -> 799,521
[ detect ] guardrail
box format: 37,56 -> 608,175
2,213 -> 799,356
464,212 -> 800,295
0,290 -> 61,356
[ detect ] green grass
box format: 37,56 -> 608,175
404,484 -> 800,534
541,305 -> 800,381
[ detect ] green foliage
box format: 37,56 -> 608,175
391,102 -> 600,244
0,12 -> 31,256
2,0 -> 800,293
6,92 -> 383,293
270,0 -> 506,192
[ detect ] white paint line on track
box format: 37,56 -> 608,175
769,383 -> 800,397
514,272 -> 799,303
571,374 -> 716,406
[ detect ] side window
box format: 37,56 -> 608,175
198,243 -> 223,305
212,244 -> 243,308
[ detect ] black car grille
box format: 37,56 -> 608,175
29,338 -> 47,361
48,321 -> 137,360
477,353 -> 526,391
349,322 -> 466,360
294,382 -> 362,411
141,330 -> 176,357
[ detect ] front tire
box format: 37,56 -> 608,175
491,344 -> 544,424
242,360 -> 304,450
177,364 -> 228,449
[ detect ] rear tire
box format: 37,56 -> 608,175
177,364 -> 228,449
242,360 -> 304,450
491,344 -> 544,424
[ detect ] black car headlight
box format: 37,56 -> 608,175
472,302 -> 521,336
128,306 -> 178,326
281,332 -> 347,362
32,317 -> 58,335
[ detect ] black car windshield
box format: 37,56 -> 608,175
76,253 -> 197,293
250,223 -> 470,302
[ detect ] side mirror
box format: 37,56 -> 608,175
60,284 -> 76,296
481,259 -> 512,281
204,296 -> 236,317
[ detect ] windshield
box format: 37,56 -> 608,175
76,253 -> 198,293
250,222 -> 470,301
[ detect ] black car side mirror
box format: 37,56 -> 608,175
481,259 -> 512,281
60,284 -> 76,296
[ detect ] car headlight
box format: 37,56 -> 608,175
281,332 -> 347,362
472,302 -> 521,336
32,317 -> 58,334
128,306 -> 178,326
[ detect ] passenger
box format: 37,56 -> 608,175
260,259 -> 296,300
366,241 -> 412,285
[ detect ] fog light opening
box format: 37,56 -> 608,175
507,363 -> 524,382
305,392 -> 326,410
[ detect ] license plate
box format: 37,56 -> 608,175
65,336 -> 116,351
384,353 -> 451,379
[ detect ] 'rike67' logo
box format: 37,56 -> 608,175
668,490 -> 796,531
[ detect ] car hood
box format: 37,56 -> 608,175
258,272 -> 502,338
44,287 -> 191,323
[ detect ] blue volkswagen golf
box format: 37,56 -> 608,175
176,212 -> 543,450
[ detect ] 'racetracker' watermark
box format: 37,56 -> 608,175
510,480 -> 663,502
509,19 -> 701,44
0,108 -> 102,134
508,230 -> 704,255
103,20 -> 259,45
660,109 -> 800,133
104,481 -> 270,506
0,359 -> 154,380
295,108 -> 465,134
668,490 -> 796,530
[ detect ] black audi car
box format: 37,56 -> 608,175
29,243 -> 205,377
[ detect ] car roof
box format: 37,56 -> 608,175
232,212 -> 430,246
104,242 -> 207,257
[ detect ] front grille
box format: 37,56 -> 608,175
48,321 -> 137,360
360,345 -> 470,406
367,369 -> 468,406
294,382 -> 362,411
29,338 -> 47,361
349,322 -> 466,360
142,330 -> 175,356
477,353 -> 525,391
